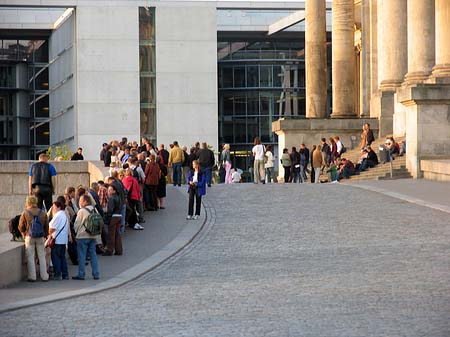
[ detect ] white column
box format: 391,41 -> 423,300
305,0 -> 327,118
404,0 -> 435,84
432,0 -> 450,80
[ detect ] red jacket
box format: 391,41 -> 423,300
122,176 -> 140,201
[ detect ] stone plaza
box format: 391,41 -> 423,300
2,182 -> 450,336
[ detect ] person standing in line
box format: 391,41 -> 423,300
72,195 -> 100,280
19,196 -> 50,282
181,146 -> 190,185
168,140 -> 185,187
186,160 -> 206,220
310,145 -> 317,183
29,153 -> 57,211
197,142 -> 215,187
48,200 -> 70,280
71,147 -> 84,161
100,143 -> 108,162
156,156 -> 168,209
221,144 -> 232,184
312,145 -> 323,184
280,148 -> 291,183
252,137 -> 266,184
103,184 -> 123,256
144,154 -> 161,211
264,145 -> 275,183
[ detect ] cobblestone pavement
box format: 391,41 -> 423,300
2,183 -> 450,337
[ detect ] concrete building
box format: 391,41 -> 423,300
0,0 -> 315,163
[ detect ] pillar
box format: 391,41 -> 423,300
305,0 -> 327,118
432,0 -> 450,80
404,0 -> 435,84
377,0 -> 407,136
359,0 -> 370,117
331,0 -> 356,118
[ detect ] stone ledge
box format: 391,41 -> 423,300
421,158 -> 450,182
272,117 -> 379,133
0,233 -> 26,288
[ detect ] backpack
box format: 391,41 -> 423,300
83,208 -> 104,236
28,209 -> 44,238
132,167 -> 143,184
8,215 -> 22,241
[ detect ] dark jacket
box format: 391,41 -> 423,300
367,149 -> 379,164
197,148 -> 215,168
367,129 -> 375,145
187,169 -> 207,196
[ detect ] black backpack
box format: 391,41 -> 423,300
8,215 -> 22,241
132,167 -> 143,183
29,209 -> 44,238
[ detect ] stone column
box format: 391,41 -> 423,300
377,0 -> 408,136
331,0 -> 356,118
359,0 -> 371,117
432,0 -> 450,80
404,0 -> 435,84
305,0 -> 327,118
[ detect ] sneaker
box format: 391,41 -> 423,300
133,223 -> 144,230
186,215 -> 192,220
193,215 -> 199,220
72,276 -> 85,280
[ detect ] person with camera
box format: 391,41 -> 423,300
186,160 -> 206,220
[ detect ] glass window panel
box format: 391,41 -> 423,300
260,93 -> 274,116
233,117 -> 246,143
35,122 -> 49,146
35,68 -> 49,91
0,95 -> 13,116
260,115 -> 271,143
247,116 -> 258,143
234,94 -> 246,116
35,95 -> 49,118
222,121 -> 233,143
18,40 -> 32,61
247,92 -> 259,116
140,107 -> 156,141
273,65 -> 283,87
222,67 -> 233,88
260,65 -> 272,87
140,76 -> 155,103
33,40 -> 48,63
139,45 -> 155,73
139,7 -> 155,41
233,66 -> 246,88
0,66 -> 14,87
2,40 -> 18,60
223,94 -> 234,116
246,66 -> 258,87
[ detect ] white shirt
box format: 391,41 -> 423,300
231,171 -> 241,183
49,210 -> 69,245
264,151 -> 274,168
193,171 -> 198,183
252,144 -> 265,161
336,140 -> 343,153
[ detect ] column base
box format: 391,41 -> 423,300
403,71 -> 432,85
430,64 -> 450,84
330,113 -> 358,119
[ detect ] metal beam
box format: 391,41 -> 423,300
268,10 -> 305,35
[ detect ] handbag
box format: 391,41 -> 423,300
45,218 -> 67,249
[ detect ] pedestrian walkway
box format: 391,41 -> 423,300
0,186 -> 205,312
1,180 -> 450,336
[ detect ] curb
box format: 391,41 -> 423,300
347,183 -> 450,214
0,197 -> 209,314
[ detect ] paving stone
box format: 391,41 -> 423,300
1,183 -> 450,336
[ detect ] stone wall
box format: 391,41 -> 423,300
0,161 -> 104,234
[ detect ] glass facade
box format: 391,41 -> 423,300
0,38 -> 49,159
139,7 -> 156,144
218,37 -> 308,175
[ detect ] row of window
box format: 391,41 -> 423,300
0,39 -> 48,63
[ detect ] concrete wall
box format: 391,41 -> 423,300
49,10 -> 76,150
75,6 -> 141,160
155,5 -> 218,152
0,161 -> 104,234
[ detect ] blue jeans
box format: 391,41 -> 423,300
77,238 -> 99,279
201,166 -> 212,186
172,162 -> 182,186
51,244 -> 68,278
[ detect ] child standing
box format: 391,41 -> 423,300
186,160 -> 206,220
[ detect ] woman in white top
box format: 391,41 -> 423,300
252,137 -> 266,184
264,145 -> 275,183
49,200 -> 70,280
221,144 -> 232,184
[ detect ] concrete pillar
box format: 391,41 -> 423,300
377,0 -> 407,136
404,0 -> 435,84
359,0 -> 370,117
305,0 -> 327,118
432,0 -> 450,80
331,0 -> 356,118
369,0 -> 381,120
